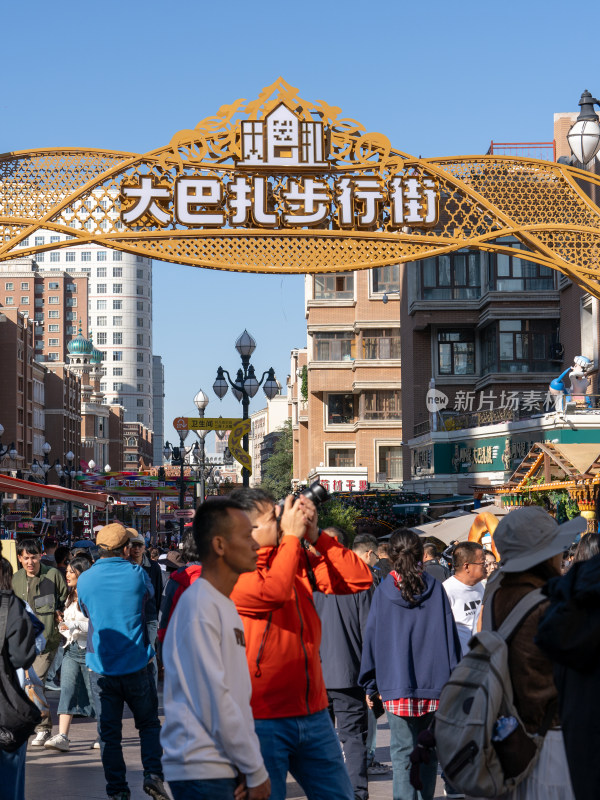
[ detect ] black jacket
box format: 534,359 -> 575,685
536,554 -> 600,800
139,553 -> 163,622
314,586 -> 373,689
0,591 -> 37,671
423,558 -> 450,582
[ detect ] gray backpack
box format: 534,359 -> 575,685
434,588 -> 551,798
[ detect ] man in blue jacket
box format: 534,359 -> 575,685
77,523 -> 169,800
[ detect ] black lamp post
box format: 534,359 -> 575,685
213,330 -> 279,487
0,424 -> 17,534
163,436 -> 200,542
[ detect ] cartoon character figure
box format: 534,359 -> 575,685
549,356 -> 593,411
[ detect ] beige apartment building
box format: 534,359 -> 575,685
290,267 -> 403,492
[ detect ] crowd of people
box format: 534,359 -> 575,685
0,494 -> 598,800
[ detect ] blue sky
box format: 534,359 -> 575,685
2,0 -> 598,445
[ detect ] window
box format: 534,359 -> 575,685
100,382 -> 107,391
137,398 -> 144,407
34,312 -> 44,322
437,330 -> 475,375
48,338 -> 59,346
137,334 -> 144,345
20,282 -> 29,291
314,331 -> 355,361
137,413 -> 144,422
66,297 -> 77,306
137,317 -> 144,327
81,252 -> 91,262
314,273 -> 354,300
327,394 -> 355,425
362,390 -> 402,420
97,284 -> 107,293
112,267 -> 122,277
113,316 -> 122,326
35,236 -> 45,246
48,324 -> 59,332
137,301 -> 144,311
362,328 -> 401,359
48,282 -> 60,289
97,316 -> 107,326
125,453 -> 137,462
47,353 -> 59,361
136,256 -> 144,263
101,200 -> 109,210
137,285 -> 144,295
4,282 -> 13,290
328,448 -> 355,468
113,252 -> 122,261
113,351 -> 123,361
137,352 -> 144,362
35,298 -> 43,307
113,300 -> 122,310
97,267 -> 107,277
36,253 -> 45,262
97,300 -> 107,310
419,251 -> 481,300
489,239 -> 555,292
48,296 -> 59,304
96,332 -> 107,345
372,264 -> 399,294
66,311 -> 77,320
4,297 -> 14,305
50,236 -> 60,244
66,283 -> 76,292
113,284 -> 122,294
50,252 -> 60,263
377,445 -> 403,481
137,368 -> 144,377
97,251 -> 106,261
113,382 -> 123,391
48,310 -> 59,318
67,325 -> 76,335
65,252 -> 75,262
137,268 -> 144,278
20,297 -> 29,305
113,332 -> 123,344
137,383 -> 144,392
482,319 -> 560,374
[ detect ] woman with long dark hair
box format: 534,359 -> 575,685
44,556 -> 95,751
359,529 -> 461,800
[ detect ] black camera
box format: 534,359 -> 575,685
297,481 -> 330,507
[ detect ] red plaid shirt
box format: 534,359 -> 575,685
384,698 -> 439,717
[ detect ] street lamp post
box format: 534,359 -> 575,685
163,435 -> 200,542
193,389 -> 210,506
566,90 -> 600,166
213,330 -> 279,487
0,424 -> 17,534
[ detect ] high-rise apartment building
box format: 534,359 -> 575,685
10,231 -> 155,432
152,356 -> 165,466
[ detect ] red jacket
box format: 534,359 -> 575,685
230,533 -> 372,719
157,563 -> 203,645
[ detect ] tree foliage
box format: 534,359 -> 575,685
317,498 -> 361,545
261,418 -> 294,500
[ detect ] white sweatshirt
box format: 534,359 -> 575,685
161,577 -> 268,787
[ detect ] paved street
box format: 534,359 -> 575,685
25,691 -> 446,799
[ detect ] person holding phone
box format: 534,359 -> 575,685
359,529 -> 462,800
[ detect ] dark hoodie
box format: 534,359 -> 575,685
359,571 -> 461,701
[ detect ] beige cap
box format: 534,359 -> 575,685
96,523 -> 133,551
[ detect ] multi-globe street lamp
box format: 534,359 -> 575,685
213,330 -> 279,487
566,90 -> 600,166
163,434 -> 200,542
0,424 -> 18,533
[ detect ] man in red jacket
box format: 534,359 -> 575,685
229,488 -> 373,800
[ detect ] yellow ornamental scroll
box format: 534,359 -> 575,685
172,417 -> 252,474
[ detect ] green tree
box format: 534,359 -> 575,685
317,498 -> 361,545
261,418 -> 293,500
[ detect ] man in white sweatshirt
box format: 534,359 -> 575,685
161,497 -> 271,800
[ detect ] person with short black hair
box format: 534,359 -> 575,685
12,537 -> 67,746
442,542 -> 486,657
41,536 -> 58,568
353,534 -> 382,585
423,543 -> 451,582
161,497 -> 270,800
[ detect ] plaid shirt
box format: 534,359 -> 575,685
383,698 -> 439,717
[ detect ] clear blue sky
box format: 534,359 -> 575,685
2,0 -> 597,443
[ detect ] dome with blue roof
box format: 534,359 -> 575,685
67,322 -> 94,356
89,333 -> 103,364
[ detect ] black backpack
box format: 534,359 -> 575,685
0,594 -> 42,751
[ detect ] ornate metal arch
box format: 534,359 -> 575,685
1,77 -> 600,296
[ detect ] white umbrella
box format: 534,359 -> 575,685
412,509 -> 502,546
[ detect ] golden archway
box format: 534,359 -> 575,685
1,78 -> 600,296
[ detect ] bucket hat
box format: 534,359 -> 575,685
493,505 -> 587,573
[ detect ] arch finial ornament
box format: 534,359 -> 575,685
2,78 -> 600,295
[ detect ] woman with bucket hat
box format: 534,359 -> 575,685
482,505 -> 586,800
